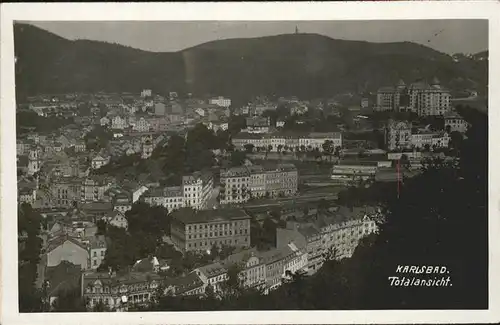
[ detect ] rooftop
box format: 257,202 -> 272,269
171,207 -> 250,225
196,262 -> 227,278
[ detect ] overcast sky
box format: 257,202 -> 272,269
28,20 -> 488,55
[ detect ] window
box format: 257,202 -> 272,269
101,251 -> 104,256
93,252 -> 97,257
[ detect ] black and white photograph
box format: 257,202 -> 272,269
1,2 -> 498,325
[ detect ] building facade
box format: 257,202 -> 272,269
219,164 -> 298,205
182,172 -> 214,210
444,110 -> 468,133
232,132 -> 342,153
170,207 -> 251,253
376,78 -> 451,116
89,236 -> 107,270
387,120 -> 412,150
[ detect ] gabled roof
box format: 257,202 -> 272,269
46,235 -> 87,253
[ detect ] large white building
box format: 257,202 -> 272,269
142,186 -> 184,212
141,89 -> 152,98
209,96 -> 231,108
376,78 -> 451,116
182,172 -> 214,210
219,164 -> 298,205
232,132 -> 342,152
444,110 -> 468,133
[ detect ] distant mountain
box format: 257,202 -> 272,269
14,23 -> 488,101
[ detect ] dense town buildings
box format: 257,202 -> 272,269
386,120 -> 450,151
277,207 -> 379,274
16,66 -> 469,312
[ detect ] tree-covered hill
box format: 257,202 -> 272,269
14,24 -> 488,101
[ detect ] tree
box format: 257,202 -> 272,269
96,219 -> 107,236
230,150 -> 247,167
220,263 -> 244,298
18,203 -> 43,312
449,131 -> 464,154
322,140 -> 334,161
243,144 -> 255,154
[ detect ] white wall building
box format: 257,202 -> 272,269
182,172 -> 214,210
209,96 -> 231,108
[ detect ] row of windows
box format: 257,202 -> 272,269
187,237 -> 248,248
188,229 -> 248,239
187,222 -> 247,231
226,178 -> 250,183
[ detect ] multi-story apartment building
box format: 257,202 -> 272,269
170,207 -> 251,253
299,132 -> 342,150
277,223 -> 324,275
132,117 -> 150,133
209,96 -> 231,108
444,110 -> 468,133
376,78 -> 451,116
232,132 -> 342,153
81,177 -> 112,203
51,177 -> 82,208
142,186 -> 184,212
410,132 -> 435,149
219,167 -> 251,205
193,262 -> 228,295
281,242 -> 308,279
111,115 -> 128,130
225,248 -> 266,290
376,80 -> 410,112
182,172 -> 214,210
244,116 -> 271,134
386,120 -> 412,150
277,207 -> 380,274
89,236 -> 107,270
219,164 -> 298,204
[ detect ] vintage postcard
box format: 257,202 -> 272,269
1,2 -> 499,325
